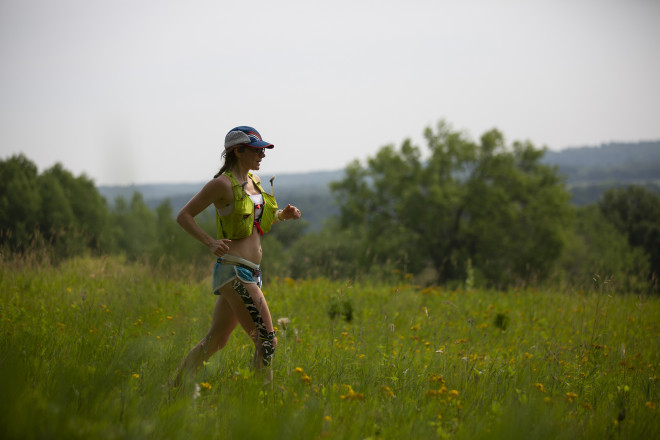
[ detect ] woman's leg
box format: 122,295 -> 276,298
219,279 -> 277,371
173,293 -> 239,386
173,278 -> 277,386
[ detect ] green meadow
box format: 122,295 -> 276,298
1,255 -> 659,439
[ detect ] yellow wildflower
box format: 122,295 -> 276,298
283,277 -> 295,287
421,287 -> 436,295
426,386 -> 448,397
429,374 -> 446,384
200,382 -> 212,390
341,385 -> 364,401
381,385 -> 394,398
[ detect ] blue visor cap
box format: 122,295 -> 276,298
224,126 -> 274,150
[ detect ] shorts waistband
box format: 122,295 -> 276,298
218,254 -> 261,274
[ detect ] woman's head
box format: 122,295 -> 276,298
215,126 -> 273,178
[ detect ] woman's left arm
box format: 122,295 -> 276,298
275,204 -> 302,222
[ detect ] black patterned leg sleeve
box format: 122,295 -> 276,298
232,279 -> 275,367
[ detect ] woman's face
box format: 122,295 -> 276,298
238,146 -> 266,170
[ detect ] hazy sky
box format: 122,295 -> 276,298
1,0 -> 659,185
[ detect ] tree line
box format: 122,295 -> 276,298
2,121 -> 659,292
0,154 -> 211,267
283,122 -> 659,292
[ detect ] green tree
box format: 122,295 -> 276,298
0,154 -> 42,250
265,217 -> 309,249
330,121 -> 573,287
598,185 -> 660,291
151,199 -> 213,267
42,163 -> 109,252
261,218 -> 310,279
558,206 -> 649,292
36,171 -> 77,256
109,193 -> 157,260
286,222 -> 377,281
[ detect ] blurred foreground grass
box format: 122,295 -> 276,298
1,255 -> 659,439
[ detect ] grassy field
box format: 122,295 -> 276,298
1,255 -> 659,439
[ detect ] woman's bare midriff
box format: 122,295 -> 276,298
225,226 -> 263,264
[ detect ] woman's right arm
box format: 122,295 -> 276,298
176,178 -> 232,257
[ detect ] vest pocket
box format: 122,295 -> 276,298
260,193 -> 278,234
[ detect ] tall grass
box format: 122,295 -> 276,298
1,255 -> 658,439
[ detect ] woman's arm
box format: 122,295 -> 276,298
274,204 -> 302,223
177,177 -> 232,257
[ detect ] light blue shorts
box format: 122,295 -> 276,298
212,257 -> 262,295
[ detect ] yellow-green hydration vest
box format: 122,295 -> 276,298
216,171 -> 278,240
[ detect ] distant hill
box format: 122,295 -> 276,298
542,141 -> 660,204
543,141 -> 660,182
98,141 -> 660,229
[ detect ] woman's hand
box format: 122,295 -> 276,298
208,239 -> 232,257
280,204 -> 302,221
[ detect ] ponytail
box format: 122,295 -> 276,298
214,146 -> 244,178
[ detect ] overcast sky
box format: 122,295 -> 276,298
1,0 -> 658,185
